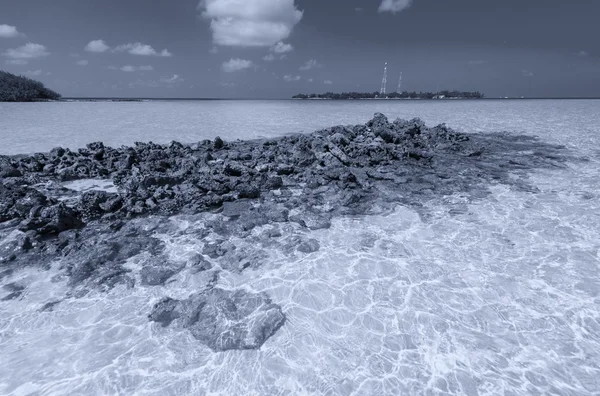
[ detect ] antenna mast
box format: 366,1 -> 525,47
396,72 -> 402,93
380,62 -> 387,95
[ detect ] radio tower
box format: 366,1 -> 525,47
380,62 -> 388,95
396,72 -> 403,93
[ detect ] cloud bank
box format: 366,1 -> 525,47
0,24 -> 21,38
378,0 -> 413,13
271,41 -> 293,54
85,40 -> 110,53
3,43 -> 49,59
222,58 -> 253,72
199,0 -> 303,47
299,59 -> 320,71
119,65 -> 154,72
114,43 -> 172,57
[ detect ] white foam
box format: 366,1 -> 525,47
63,179 -> 117,194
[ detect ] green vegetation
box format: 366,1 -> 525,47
0,70 -> 61,102
292,90 -> 484,100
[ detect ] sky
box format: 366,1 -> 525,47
1,0 -> 599,98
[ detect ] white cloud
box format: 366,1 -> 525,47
522,69 -> 534,77
271,41 -> 293,54
119,65 -> 154,72
3,43 -> 49,59
108,65 -> 118,70
76,59 -> 89,66
25,69 -> 42,76
209,46 -> 218,54
0,24 -> 21,38
283,74 -> 301,82
324,80 -> 333,85
577,50 -> 589,57
299,59 -> 320,70
222,58 -> 253,72
198,0 -> 303,47
85,39 -> 110,53
114,42 -> 172,57
378,0 -> 412,13
262,53 -> 275,61
5,59 -> 28,65
355,7 -> 363,12
161,74 -> 183,84
307,78 -> 314,82
468,60 -> 487,65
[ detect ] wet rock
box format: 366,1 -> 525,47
1,283 -> 25,301
297,238 -> 321,253
0,233 -> 32,263
19,203 -> 84,236
77,190 -> 120,219
140,265 -> 176,286
214,136 -> 224,150
189,254 -> 213,272
0,157 -> 21,178
149,288 -> 286,351
40,300 -> 61,312
289,212 -> 332,230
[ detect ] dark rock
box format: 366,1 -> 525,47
266,176 -> 283,189
189,254 -> 213,272
140,265 -> 176,286
221,201 -> 252,218
237,185 -> 260,199
214,136 -> 224,150
77,190 -> 120,219
149,288 -> 286,351
40,300 -> 61,312
289,212 -> 332,230
0,233 -> 32,263
297,238 -> 321,253
19,203 -> 84,235
1,283 -> 25,300
276,165 -> 295,175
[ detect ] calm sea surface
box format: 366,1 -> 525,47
1,99 -> 600,395
0,99 -> 598,154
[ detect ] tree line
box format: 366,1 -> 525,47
292,90 -> 484,100
0,70 -> 61,102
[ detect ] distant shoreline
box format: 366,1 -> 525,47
49,97 -> 600,102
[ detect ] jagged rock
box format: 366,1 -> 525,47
140,265 -> 176,286
214,136 -> 224,150
297,238 -> 320,253
19,203 -> 84,235
0,112 -> 570,292
77,190 -> 120,219
189,254 -> 213,272
149,288 -> 286,351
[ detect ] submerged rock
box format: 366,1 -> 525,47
140,265 -> 176,286
0,113 -> 571,293
149,288 -> 286,351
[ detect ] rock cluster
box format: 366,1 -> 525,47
149,288 -> 286,351
0,113 -> 570,349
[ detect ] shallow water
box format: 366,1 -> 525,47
1,100 -> 600,395
0,99 -> 598,154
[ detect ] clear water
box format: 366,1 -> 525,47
1,100 -> 600,395
0,99 -> 598,154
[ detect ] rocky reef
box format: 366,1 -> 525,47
0,113 -> 572,350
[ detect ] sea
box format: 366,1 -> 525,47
0,99 -> 599,395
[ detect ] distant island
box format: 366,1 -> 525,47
292,90 -> 484,100
0,70 -> 61,102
